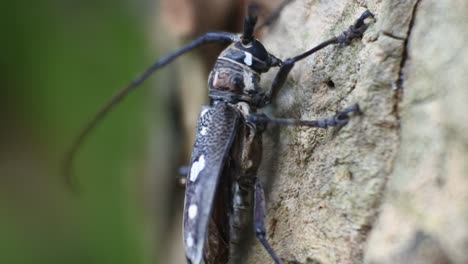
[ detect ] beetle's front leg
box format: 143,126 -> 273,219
248,104 -> 360,128
262,10 -> 374,105
254,177 -> 284,264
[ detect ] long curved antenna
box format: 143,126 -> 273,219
242,3 -> 259,44
63,31 -> 238,192
254,0 -> 295,32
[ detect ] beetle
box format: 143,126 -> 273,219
63,3 -> 373,264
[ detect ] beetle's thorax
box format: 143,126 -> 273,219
208,43 -> 262,104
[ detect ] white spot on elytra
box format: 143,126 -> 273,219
186,233 -> 194,247
244,52 -> 253,66
200,126 -> 208,135
190,155 -> 205,182
188,205 -> 198,219
234,194 -> 242,205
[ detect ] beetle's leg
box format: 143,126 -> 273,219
254,177 -> 284,264
248,104 -> 360,128
263,10 -> 374,105
63,31 -> 238,191
176,165 -> 190,186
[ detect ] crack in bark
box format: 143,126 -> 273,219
394,0 -> 423,123
397,0 -> 423,89
381,31 -> 406,41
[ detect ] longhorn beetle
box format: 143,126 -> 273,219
63,3 -> 374,264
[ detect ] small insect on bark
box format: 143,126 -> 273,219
63,2 -> 374,264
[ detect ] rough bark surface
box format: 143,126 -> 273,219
364,1 -> 468,263
152,0 -> 468,263
244,0 -> 468,263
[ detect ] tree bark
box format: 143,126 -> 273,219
152,0 -> 468,263
244,0 -> 468,263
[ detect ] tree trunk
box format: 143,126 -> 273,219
152,0 -> 468,263
244,0 -> 468,263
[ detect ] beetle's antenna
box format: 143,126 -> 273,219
63,65 -> 169,191
255,0 -> 295,32
62,32 -> 237,192
62,78 -> 140,192
242,3 -> 259,44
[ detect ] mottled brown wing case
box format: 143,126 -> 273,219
183,102 -> 239,264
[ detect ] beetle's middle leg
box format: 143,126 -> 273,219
248,104 -> 360,128
176,165 -> 190,186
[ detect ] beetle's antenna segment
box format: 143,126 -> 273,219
255,0 -> 295,32
62,32 -> 237,191
242,3 -> 259,44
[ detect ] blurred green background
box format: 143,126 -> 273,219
1,0 -> 158,263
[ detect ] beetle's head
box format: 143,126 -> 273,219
207,3 -> 283,103
232,3 -> 281,73
228,40 -> 281,73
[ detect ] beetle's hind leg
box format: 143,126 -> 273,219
248,104 -> 361,128
254,177 -> 284,264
